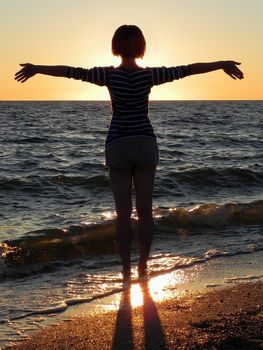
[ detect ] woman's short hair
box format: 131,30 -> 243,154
112,25 -> 146,59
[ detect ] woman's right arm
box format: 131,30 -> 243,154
15,64 -> 108,87
15,63 -> 68,83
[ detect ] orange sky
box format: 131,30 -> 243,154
1,0 -> 263,100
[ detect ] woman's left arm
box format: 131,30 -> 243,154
188,61 -> 244,80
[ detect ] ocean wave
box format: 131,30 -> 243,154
156,200 -> 263,229
0,223 -> 118,274
224,274 -> 263,284
52,174 -> 109,187
0,174 -> 109,192
1,200 -> 263,275
1,167 -> 262,194
166,167 -> 263,187
2,288 -> 122,324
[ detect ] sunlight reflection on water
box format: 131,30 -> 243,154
130,271 -> 188,308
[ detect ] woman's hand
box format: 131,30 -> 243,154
15,63 -> 37,83
222,61 -> 244,80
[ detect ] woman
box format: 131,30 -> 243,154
15,24 -> 244,286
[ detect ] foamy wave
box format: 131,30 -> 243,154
1,200 -> 263,274
0,223 -> 117,270
224,274 -> 263,284
156,200 -> 263,229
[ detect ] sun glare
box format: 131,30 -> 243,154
129,272 -> 182,308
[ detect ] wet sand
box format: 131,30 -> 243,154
11,281 -> 263,350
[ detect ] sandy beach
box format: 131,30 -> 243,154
10,281 -> 263,350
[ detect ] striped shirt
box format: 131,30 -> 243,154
66,65 -> 192,145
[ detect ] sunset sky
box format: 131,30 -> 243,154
1,0 -> 262,100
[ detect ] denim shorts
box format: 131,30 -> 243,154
105,137 -> 159,170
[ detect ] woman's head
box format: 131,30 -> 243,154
112,25 -> 146,59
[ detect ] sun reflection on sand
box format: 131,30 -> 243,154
130,271 -> 186,308
63,267 -> 203,318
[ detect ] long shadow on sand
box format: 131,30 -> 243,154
112,281 -> 167,350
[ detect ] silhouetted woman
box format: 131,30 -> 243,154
15,24 -> 244,286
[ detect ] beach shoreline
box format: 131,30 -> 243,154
2,100 -> 263,349
10,280 -> 263,350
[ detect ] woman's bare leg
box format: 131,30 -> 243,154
133,167 -> 156,276
109,168 -> 133,280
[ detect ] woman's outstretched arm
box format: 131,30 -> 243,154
15,63 -> 68,83
188,61 -> 244,80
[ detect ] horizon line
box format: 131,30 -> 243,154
1,99 -> 262,102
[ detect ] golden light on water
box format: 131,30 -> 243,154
129,272 -> 185,308
63,262 -> 208,320
101,211 -> 115,220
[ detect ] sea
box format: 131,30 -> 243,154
0,100 -> 263,348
